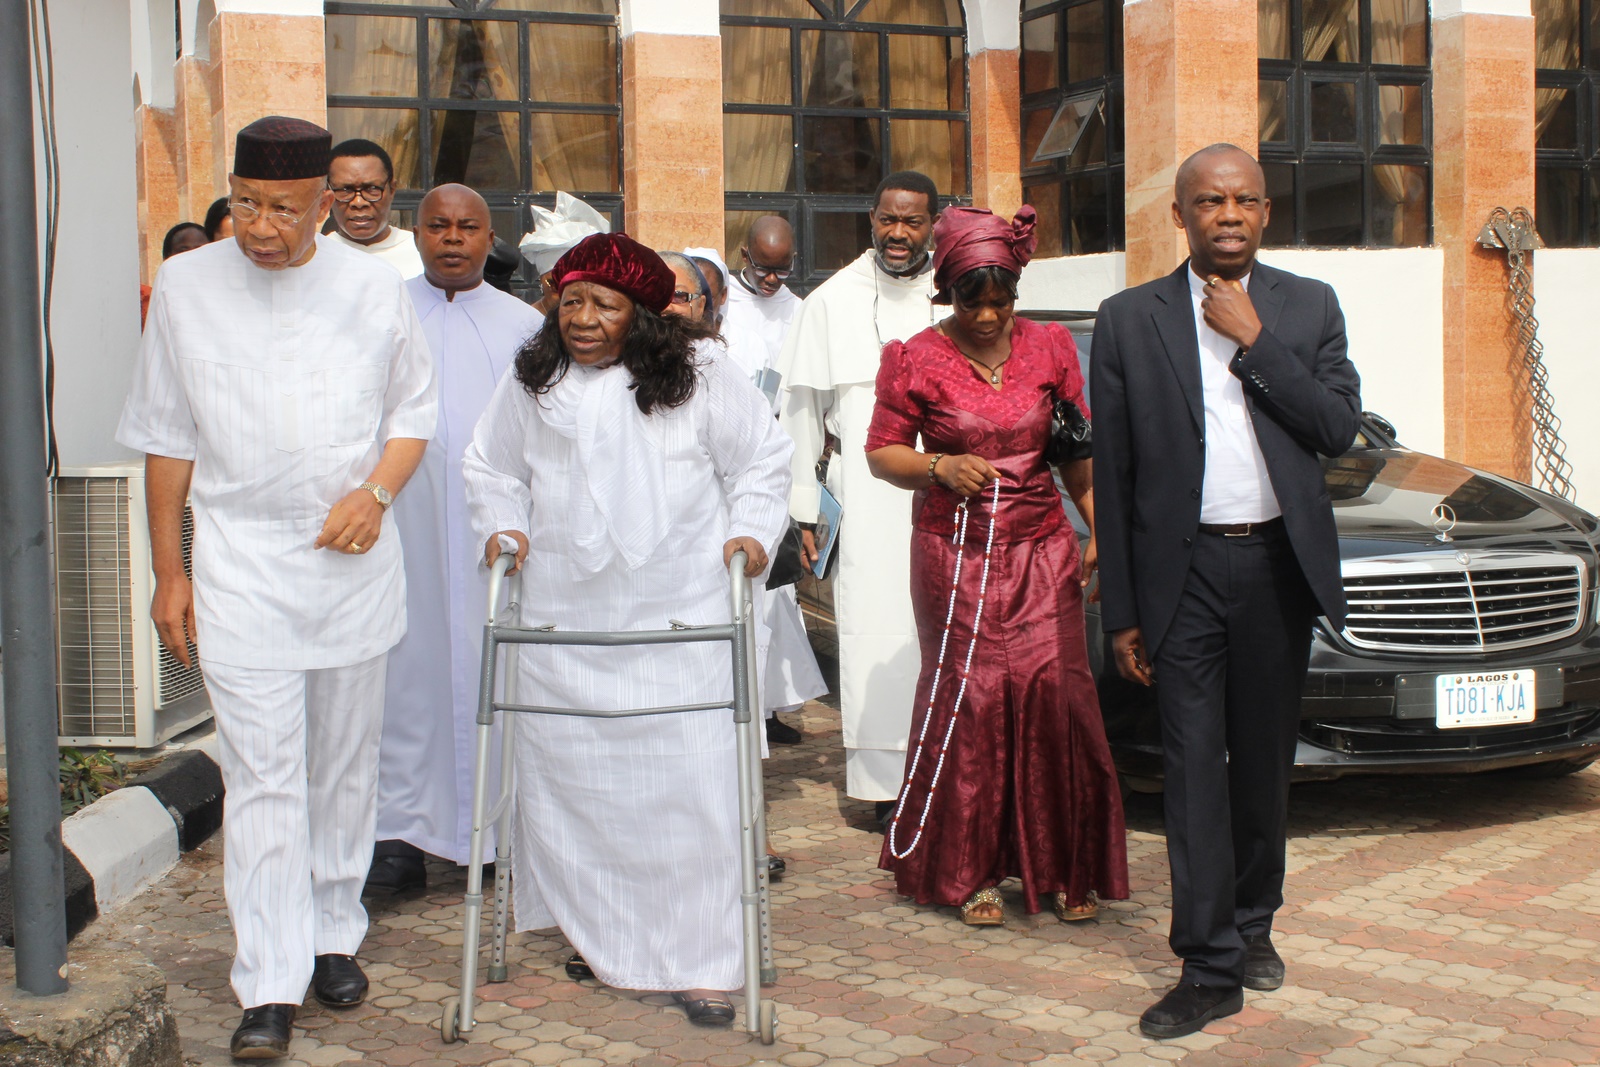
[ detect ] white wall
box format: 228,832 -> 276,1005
1532,248 -> 1600,513
619,0 -> 716,37
1017,251 -> 1125,314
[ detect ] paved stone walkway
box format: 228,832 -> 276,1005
93,695 -> 1600,1066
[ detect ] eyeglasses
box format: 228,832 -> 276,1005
744,261 -> 794,281
330,183 -> 390,204
670,289 -> 704,305
227,200 -> 311,229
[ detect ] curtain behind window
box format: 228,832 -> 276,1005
1535,0 -> 1581,141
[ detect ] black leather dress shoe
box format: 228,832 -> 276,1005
312,954 -> 369,1008
874,800 -> 895,832
230,1004 -> 295,1060
1139,981 -> 1243,1039
1242,933 -> 1285,991
365,842 -> 427,894
765,715 -> 802,745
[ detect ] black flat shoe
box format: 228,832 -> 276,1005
230,1004 -> 295,1060
765,854 -> 787,882
1242,933 -> 1285,991
311,954 -> 368,1008
1139,981 -> 1243,1039
671,991 -> 736,1027
874,800 -> 895,832
565,953 -> 595,981
765,716 -> 802,745
364,851 -> 427,895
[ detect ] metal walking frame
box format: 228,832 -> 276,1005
439,544 -> 778,1045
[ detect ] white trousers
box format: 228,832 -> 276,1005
203,654 -> 388,1008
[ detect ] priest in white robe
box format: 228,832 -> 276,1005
724,215 -> 802,369
327,138 -> 424,279
368,185 -> 543,893
775,172 -> 942,819
463,234 -> 791,1025
117,117 -> 436,1060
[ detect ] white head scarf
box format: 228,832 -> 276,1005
682,246 -> 730,290
520,192 -> 610,277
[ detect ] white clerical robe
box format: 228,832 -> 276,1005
377,279 -> 543,862
462,351 -> 792,992
330,226 -> 425,279
775,249 -> 936,801
726,278 -> 801,370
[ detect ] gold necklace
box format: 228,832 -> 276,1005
941,325 -> 1010,384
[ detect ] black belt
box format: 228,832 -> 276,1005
1197,517 -> 1284,537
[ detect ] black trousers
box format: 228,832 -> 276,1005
1152,522 -> 1316,987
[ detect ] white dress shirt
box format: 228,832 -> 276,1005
329,226 -> 425,279
1188,265 -> 1281,524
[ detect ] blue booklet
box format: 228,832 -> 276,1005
813,482 -> 842,579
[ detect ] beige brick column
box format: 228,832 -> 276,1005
1433,5 -> 1536,479
135,106 -> 182,284
208,12 -> 328,191
621,31 -> 724,249
1121,0 -> 1258,287
970,47 -> 1022,219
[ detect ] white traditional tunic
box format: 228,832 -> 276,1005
463,350 -> 792,991
330,226 -> 425,279
775,249 -> 936,801
117,235 -> 436,1007
725,277 -> 801,369
377,278 -> 543,862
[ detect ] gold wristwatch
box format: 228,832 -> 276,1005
360,481 -> 392,510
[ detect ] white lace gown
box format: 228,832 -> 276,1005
463,350 -> 792,991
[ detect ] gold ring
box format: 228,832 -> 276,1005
1205,276 -> 1220,288
350,542 -> 364,553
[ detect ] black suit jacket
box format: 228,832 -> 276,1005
1091,260 -> 1362,656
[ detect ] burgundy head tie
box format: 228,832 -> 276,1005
931,205 -> 1039,304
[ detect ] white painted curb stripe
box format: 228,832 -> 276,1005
61,786 -> 181,912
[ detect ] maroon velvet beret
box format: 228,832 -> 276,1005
233,116 -> 332,181
551,232 -> 675,314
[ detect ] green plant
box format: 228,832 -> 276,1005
0,749 -> 127,855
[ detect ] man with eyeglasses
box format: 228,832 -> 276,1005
117,116 -> 436,1060
725,215 -> 801,370
327,138 -> 424,279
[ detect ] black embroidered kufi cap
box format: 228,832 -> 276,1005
233,116 -> 332,181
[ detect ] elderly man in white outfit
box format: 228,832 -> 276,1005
117,117 -> 436,1061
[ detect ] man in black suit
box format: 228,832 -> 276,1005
1091,144 -> 1361,1038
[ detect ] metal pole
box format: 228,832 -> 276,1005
0,0 -> 71,996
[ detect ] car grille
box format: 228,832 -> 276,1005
1340,551 -> 1587,654
1303,707 -> 1600,760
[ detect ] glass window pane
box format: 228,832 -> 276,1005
1025,180 -> 1064,258
328,107 -> 423,188
1067,172 -> 1111,254
1302,162 -> 1363,245
1262,161 -> 1295,246
326,15 -> 418,99
1370,164 -> 1428,246
1592,1 -> 1600,69
529,23 -> 616,105
1111,0 -> 1122,75
1259,79 -> 1289,142
802,116 -> 883,194
492,0 -> 616,12
721,0 -> 820,17
812,211 -> 875,273
1534,0 -> 1580,71
1258,0 -> 1289,60
1303,0 -> 1359,63
1370,0 -> 1427,67
433,110 -> 522,191
891,118 -> 967,197
528,111 -> 617,192
1536,86 -> 1578,149
429,19 -> 519,101
1377,83 -> 1424,145
1310,80 -> 1358,142
725,209 -> 769,265
889,34 -> 959,110
1108,81 -> 1123,157
1023,0 -> 1053,9
1065,1 -> 1106,83
723,26 -> 792,105
725,114 -> 796,192
801,30 -> 880,108
1022,14 -> 1059,96
1536,165 -> 1582,246
1031,93 -> 1104,164
857,0 -> 962,25
1022,106 -> 1054,167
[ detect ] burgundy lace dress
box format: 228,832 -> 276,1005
865,316 -> 1128,912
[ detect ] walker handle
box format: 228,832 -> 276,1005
487,536 -> 520,622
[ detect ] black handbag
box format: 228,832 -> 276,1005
768,435 -> 842,588
1044,396 -> 1092,464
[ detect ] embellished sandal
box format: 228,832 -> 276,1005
671,990 -> 736,1027
960,886 -> 1005,926
1054,891 -> 1099,922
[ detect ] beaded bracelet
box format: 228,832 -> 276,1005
927,453 -> 945,485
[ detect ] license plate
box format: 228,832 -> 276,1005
1435,669 -> 1536,729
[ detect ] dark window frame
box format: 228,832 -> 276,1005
323,0 -> 622,299
1019,0 -> 1125,257
1535,0 -> 1600,247
721,0 -> 971,294
1258,0 -> 1432,248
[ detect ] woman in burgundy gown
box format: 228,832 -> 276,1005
865,205 -> 1128,925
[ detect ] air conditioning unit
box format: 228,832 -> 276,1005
51,463 -> 212,748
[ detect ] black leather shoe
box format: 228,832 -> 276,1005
565,953 -> 595,981
311,954 -> 368,1008
230,1004 -> 295,1060
874,800 -> 895,832
1139,981 -> 1243,1039
765,854 -> 787,882
765,715 -> 802,745
365,847 -> 427,895
1242,933 -> 1285,991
